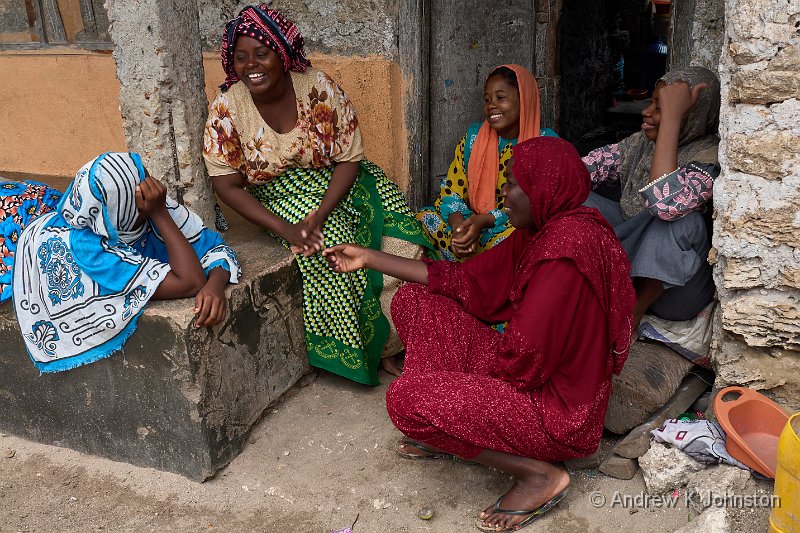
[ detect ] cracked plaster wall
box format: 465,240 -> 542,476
107,0 -> 214,223
197,0 -> 398,57
713,0 -> 800,408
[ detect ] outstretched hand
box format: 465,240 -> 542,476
322,244 -> 369,273
658,80 -> 708,120
286,210 -> 325,257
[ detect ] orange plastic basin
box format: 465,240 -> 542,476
714,386 -> 790,478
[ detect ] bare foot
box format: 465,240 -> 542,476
396,437 -> 446,458
380,354 -> 404,377
477,461 -> 569,531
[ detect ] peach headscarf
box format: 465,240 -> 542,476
466,64 -> 541,214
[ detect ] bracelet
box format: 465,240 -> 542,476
638,168 -> 680,193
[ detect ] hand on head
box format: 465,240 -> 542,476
657,80 -> 709,120
322,244 -> 368,273
135,175 -> 168,218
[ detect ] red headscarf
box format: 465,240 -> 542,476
219,5 -> 311,92
511,137 -> 636,374
467,64 -> 541,214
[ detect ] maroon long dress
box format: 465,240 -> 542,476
386,137 -> 636,461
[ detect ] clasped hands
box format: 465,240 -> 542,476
286,210 -> 325,257
449,213 -> 494,259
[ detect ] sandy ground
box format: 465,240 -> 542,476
0,370 -> 773,533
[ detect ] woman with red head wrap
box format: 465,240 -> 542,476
204,5 -> 433,384
324,137 -> 636,531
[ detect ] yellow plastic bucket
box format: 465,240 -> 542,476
770,413 -> 800,532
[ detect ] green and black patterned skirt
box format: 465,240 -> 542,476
247,160 -> 433,385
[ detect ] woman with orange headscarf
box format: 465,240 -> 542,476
416,65 -> 557,261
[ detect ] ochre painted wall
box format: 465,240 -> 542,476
0,50 -> 127,178
0,50 -> 408,189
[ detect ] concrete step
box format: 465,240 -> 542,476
0,226 -> 307,481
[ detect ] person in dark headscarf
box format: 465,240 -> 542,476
204,5 -> 433,384
582,66 -> 721,336
323,137 -> 636,532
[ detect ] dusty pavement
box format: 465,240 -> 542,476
0,370 -> 769,532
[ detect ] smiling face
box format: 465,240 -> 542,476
641,81 -> 667,142
501,157 -> 533,229
483,75 -> 521,140
233,36 -> 286,99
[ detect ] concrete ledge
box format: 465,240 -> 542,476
0,225 -> 307,481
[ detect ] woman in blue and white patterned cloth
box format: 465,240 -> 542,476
13,152 -> 240,373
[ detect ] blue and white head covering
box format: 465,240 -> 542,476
13,152 -> 240,373
62,152 -> 149,245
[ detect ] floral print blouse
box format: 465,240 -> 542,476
582,143 -> 719,221
203,67 -> 364,183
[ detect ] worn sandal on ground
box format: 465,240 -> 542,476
474,488 -> 568,532
395,439 -> 476,464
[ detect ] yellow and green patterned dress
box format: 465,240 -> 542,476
203,67 -> 432,385
417,123 -> 557,261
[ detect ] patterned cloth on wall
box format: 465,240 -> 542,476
0,179 -> 63,301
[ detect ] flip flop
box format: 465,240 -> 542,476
474,488 -> 568,532
395,439 -> 476,464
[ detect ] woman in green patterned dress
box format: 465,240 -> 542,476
203,5 -> 432,384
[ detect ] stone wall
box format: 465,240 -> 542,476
197,0 -> 398,57
713,0 -> 800,408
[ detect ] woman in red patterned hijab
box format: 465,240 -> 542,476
219,4 -> 311,91
324,137 -> 635,531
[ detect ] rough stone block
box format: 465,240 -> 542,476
730,71 -> 800,105
721,257 -> 764,290
673,508 -> 729,533
685,465 -> 752,515
639,442 -> 706,494
0,228 -> 307,480
711,331 -> 800,413
598,454 -> 639,480
719,202 -> 800,248
769,45 -> 800,71
778,267 -> 800,290
772,98 -> 800,133
730,0 -> 798,42
729,41 -> 780,66
605,342 -> 694,434
721,294 -> 800,350
726,131 -> 800,179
